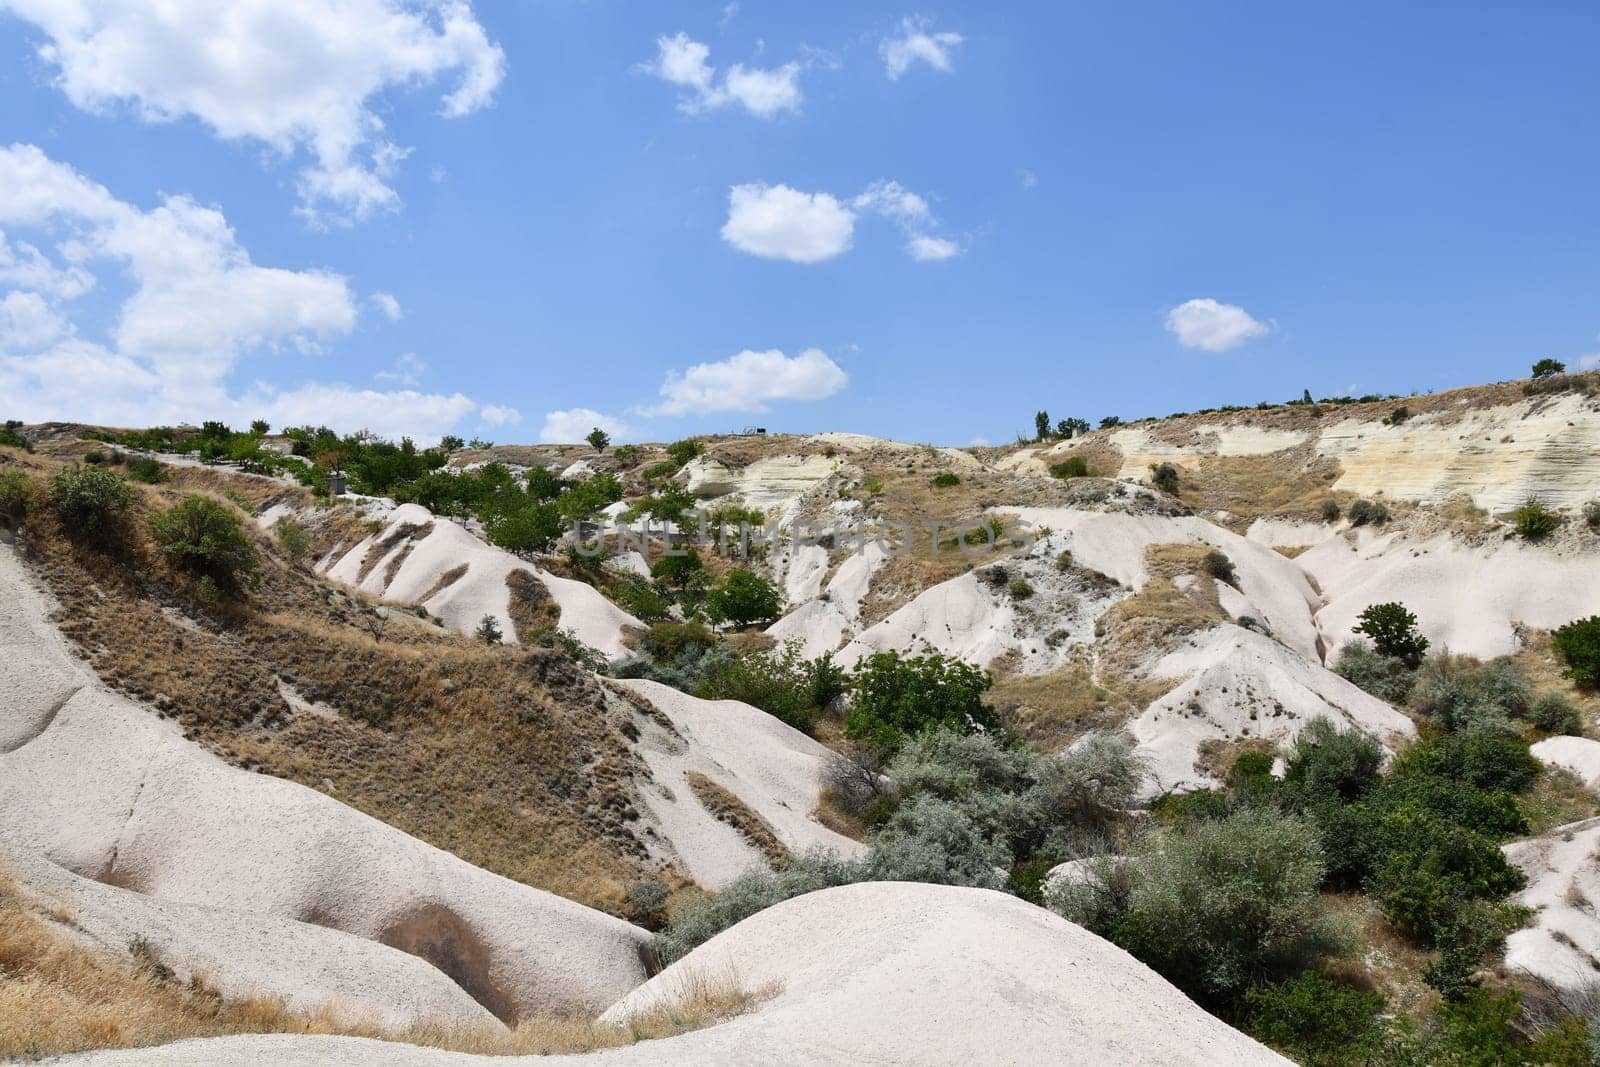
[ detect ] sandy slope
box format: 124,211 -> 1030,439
1504,817 -> 1600,991
0,541 -> 652,1026
1300,529 -> 1600,660
61,883 -> 1292,1067
323,502 -> 640,658
618,679 -> 865,887
1132,625 -> 1416,792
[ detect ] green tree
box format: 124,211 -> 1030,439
586,426 -> 611,453
1354,602 -> 1429,668
704,568 -> 781,629
249,419 -> 270,436
49,465 -> 134,541
475,614 -> 503,643
1553,616 -> 1600,688
148,495 -> 261,592
1531,357 -> 1566,379
651,549 -> 705,589
846,650 -> 997,757
1034,410 -> 1051,441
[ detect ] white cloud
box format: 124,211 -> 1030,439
1019,169 -> 1038,189
374,351 -> 426,385
647,347 -> 847,416
0,290 -> 71,350
0,229 -> 95,297
2,0 -> 506,224
907,234 -> 960,261
968,435 -> 990,447
722,183 -> 854,263
370,291 -> 402,320
249,383 -> 478,444
853,180 -> 930,226
539,407 -> 634,444
479,403 -> 520,427
642,32 -> 801,118
723,179 -> 958,263
1578,353 -> 1600,372
1164,297 -> 1271,352
0,144 -> 494,439
880,17 -> 964,79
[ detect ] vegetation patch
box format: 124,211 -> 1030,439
686,772 -> 790,866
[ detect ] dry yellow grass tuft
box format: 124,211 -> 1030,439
0,862 -> 771,1059
686,773 -> 791,867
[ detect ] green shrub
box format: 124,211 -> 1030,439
126,456 -> 169,483
865,794 -> 1009,889
846,650 -> 996,757
273,517 -> 310,565
1583,500 -> 1600,529
1513,496 -> 1559,540
1392,730 -> 1539,793
1386,406 -> 1410,425
1532,358 -> 1566,379
1347,499 -> 1387,526
655,850 -> 865,964
1007,578 -> 1034,599
1050,456 -> 1090,480
0,421 -> 31,451
1280,719 -> 1383,806
697,641 -> 846,733
49,465 -> 134,540
1332,642 -> 1415,703
931,471 -> 961,487
475,614 -> 503,644
1553,616 -> 1600,688
1150,462 -> 1179,495
649,548 -> 705,589
1112,809 -> 1339,1004
664,438 -> 703,467
704,568 -> 781,629
1410,655 -> 1531,731
640,460 -> 679,482
147,496 -> 261,592
1529,693 -> 1583,735
612,444 -> 643,468
1243,972 -> 1385,1067
1201,550 -> 1237,586
0,470 -> 32,519
1320,500 -> 1341,523
616,578 -> 672,622
84,450 -> 106,465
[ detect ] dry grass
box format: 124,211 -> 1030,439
1512,626 -> 1600,739
0,861 -> 770,1059
506,568 -> 561,640
986,654 -> 1130,751
686,773 -> 790,866
1521,768 -> 1600,837
14,453 -> 655,913
1321,892 -> 1440,1022
1179,451 -> 1342,531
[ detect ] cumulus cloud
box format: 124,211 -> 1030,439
479,403 -> 520,427
723,179 -> 958,263
642,32 -> 801,118
0,290 -> 71,350
370,292 -> 402,320
0,144 -> 496,439
0,229 -> 94,297
647,347 -> 847,416
539,407 -> 634,444
1164,298 -> 1271,352
907,234 -> 960,261
722,184 -> 855,263
1579,353 -> 1600,372
248,383 -> 478,443
880,17 -> 964,79
1,0 -> 506,224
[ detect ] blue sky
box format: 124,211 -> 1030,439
1,2 -> 1597,445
